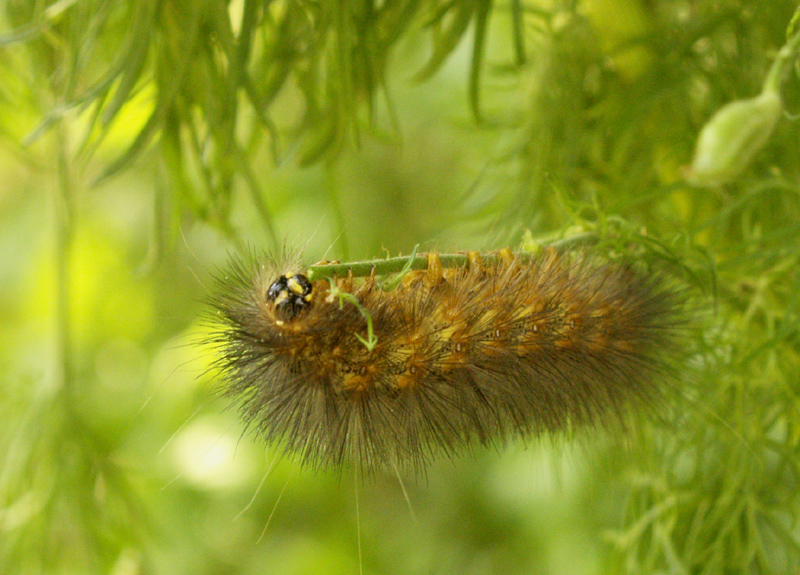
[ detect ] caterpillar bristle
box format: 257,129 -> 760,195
205,246 -> 692,476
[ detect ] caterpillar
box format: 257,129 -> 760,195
206,244 -> 690,476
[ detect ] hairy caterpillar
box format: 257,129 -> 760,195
207,245 -> 690,475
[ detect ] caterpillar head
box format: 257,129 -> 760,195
266,273 -> 313,319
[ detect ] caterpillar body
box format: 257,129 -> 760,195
208,247 -> 689,475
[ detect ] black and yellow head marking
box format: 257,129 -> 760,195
267,273 -> 313,319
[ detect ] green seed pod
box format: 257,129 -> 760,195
687,89 -> 782,186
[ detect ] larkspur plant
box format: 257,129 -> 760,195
0,1 -> 799,575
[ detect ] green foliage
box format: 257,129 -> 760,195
1,1 -> 800,574
0,0 -> 502,243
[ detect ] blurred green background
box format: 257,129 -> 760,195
2,0 -> 800,573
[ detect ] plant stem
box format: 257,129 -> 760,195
763,25 -> 800,95
55,121 -> 75,404
305,232 -> 597,280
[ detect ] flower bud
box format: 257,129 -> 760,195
687,89 -> 782,186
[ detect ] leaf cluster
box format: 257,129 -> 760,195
1,0 -> 505,239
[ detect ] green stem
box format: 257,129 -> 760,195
305,232 -> 597,281
510,0 -> 526,66
763,25 -> 800,95
326,163 -> 349,259
55,122 -> 75,405
232,143 -> 279,247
